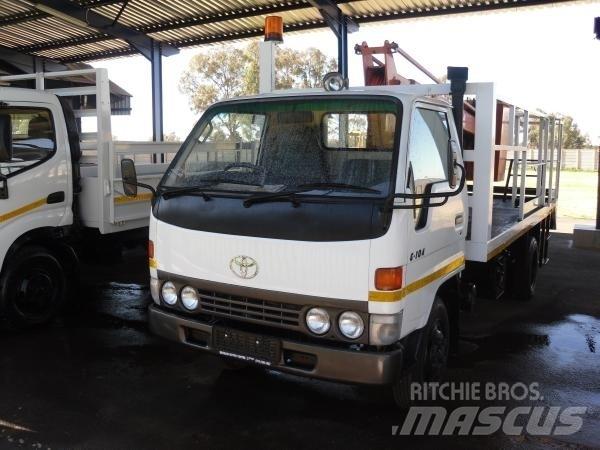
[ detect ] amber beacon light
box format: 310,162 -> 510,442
264,16 -> 283,42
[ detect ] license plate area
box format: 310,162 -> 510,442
213,327 -> 281,367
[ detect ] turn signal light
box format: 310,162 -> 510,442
264,16 -> 283,42
375,266 -> 404,291
148,240 -> 154,259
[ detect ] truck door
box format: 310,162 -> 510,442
0,104 -> 70,254
403,103 -> 466,324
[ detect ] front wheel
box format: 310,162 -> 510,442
391,296 -> 450,408
0,246 -> 66,328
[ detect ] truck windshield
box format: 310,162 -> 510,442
162,97 -> 400,198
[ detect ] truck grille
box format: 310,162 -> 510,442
195,288 -> 303,329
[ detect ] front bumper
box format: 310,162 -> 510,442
149,306 -> 403,385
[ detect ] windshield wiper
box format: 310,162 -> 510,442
160,185 -> 211,201
243,182 -> 382,208
243,189 -> 305,208
296,182 -> 381,194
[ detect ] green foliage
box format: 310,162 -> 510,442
179,42 -> 336,113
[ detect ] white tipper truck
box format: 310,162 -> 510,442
0,68 -> 177,327
120,68 -> 561,406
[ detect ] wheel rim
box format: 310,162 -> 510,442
12,260 -> 61,322
425,318 -> 449,381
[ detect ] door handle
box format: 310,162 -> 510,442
455,213 -> 464,231
46,191 -> 65,204
0,175 -> 7,200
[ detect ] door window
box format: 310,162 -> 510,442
408,107 -> 451,228
0,108 -> 56,176
408,108 -> 450,185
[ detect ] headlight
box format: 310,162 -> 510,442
338,311 -> 365,339
306,307 -> 330,335
369,311 -> 403,346
181,286 -> 199,310
161,281 -> 178,305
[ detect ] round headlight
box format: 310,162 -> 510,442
322,71 -> 347,91
161,281 -> 178,305
306,307 -> 330,335
339,311 -> 365,339
181,286 -> 199,310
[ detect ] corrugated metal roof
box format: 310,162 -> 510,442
0,0 -> 574,63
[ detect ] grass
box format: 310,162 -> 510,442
557,170 -> 597,219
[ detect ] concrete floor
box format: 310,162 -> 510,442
0,232 -> 598,449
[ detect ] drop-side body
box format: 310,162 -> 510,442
0,69 -> 175,326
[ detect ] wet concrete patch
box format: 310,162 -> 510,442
0,233 -> 598,449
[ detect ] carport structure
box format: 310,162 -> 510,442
0,0 -> 577,142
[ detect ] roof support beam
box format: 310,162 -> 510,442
307,0 -> 358,34
15,33 -> 111,53
28,0 -> 178,60
306,0 -> 358,79
16,0 -> 315,54
0,10 -> 46,26
0,45 -> 67,74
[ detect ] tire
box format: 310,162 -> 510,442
0,246 -> 66,328
391,296 -> 450,408
512,236 -> 539,301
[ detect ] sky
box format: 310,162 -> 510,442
92,0 -> 600,145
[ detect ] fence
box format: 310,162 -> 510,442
560,148 -> 599,170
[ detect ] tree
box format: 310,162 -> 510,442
179,42 -> 336,113
529,115 -> 590,149
163,132 -> 180,142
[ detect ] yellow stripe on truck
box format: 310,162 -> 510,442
0,197 -> 47,223
369,256 -> 465,302
114,193 -> 153,204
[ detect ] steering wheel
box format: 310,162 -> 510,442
223,162 -> 266,178
12,149 -> 49,161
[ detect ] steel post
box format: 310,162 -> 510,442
151,40 -> 164,162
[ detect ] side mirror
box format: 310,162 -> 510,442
448,139 -> 460,189
121,158 -> 138,197
0,114 -> 13,163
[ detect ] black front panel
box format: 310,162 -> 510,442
153,195 -> 392,241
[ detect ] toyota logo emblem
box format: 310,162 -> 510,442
229,255 -> 258,279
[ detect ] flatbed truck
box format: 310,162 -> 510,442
122,67 -> 561,405
0,68 -> 177,326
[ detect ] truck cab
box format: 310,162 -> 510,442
0,69 -> 177,327
144,87 -> 469,403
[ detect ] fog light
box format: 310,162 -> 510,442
306,307 -> 330,335
338,311 -> 365,339
161,281 -> 178,305
369,311 -> 403,346
150,277 -> 160,305
181,286 -> 199,310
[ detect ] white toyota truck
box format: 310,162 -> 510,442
122,68 -> 561,405
0,68 -> 177,327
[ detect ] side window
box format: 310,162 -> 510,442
408,108 -> 450,186
0,108 -> 56,176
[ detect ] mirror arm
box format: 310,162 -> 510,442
125,180 -> 156,197
387,162 -> 465,210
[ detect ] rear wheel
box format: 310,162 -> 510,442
1,246 -> 66,327
391,296 -> 450,408
512,236 -> 539,301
